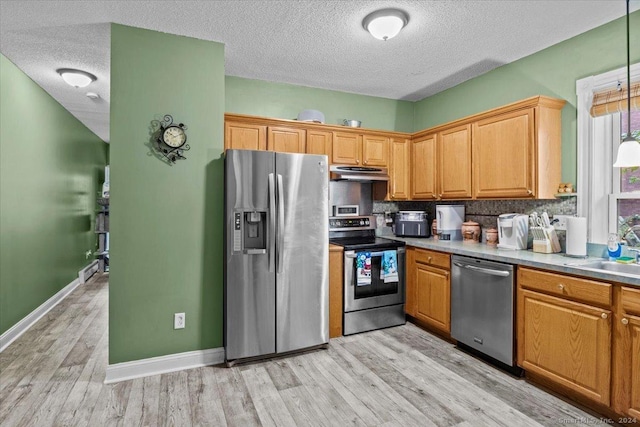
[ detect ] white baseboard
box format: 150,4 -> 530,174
0,275 -> 81,353
78,260 -> 99,284
104,347 -> 225,384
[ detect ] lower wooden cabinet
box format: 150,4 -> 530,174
329,244 -> 344,338
406,248 -> 450,334
518,288 -> 612,405
613,286 -> 640,419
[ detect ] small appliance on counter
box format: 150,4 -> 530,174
497,213 -> 529,250
436,205 -> 465,241
394,211 -> 430,237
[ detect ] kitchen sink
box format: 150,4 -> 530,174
572,260 -> 640,275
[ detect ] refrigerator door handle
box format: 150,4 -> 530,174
277,174 -> 285,274
268,173 -> 276,273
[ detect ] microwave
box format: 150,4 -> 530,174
333,205 -> 359,217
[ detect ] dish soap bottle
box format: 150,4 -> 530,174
607,233 -> 621,260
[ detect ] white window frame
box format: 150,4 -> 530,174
576,63 -> 640,244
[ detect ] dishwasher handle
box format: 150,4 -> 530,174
453,262 -> 511,277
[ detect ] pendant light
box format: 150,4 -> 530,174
613,0 -> 640,168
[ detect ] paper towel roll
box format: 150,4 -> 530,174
566,217 -> 587,257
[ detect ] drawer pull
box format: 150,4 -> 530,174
622,318 -> 629,325
601,313 -> 608,319
558,284 -> 564,291
428,256 -> 432,263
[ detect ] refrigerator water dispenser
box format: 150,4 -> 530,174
233,211 -> 267,253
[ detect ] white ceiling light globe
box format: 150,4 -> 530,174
57,68 -> 97,88
363,9 -> 409,41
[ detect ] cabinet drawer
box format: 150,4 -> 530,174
518,267 -> 612,307
413,248 -> 450,270
622,287 -> 640,316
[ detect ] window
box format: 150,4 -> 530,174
576,63 -> 640,244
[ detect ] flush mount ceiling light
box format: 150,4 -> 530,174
613,0 -> 640,168
362,8 -> 409,41
56,68 -> 97,88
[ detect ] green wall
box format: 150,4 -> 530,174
109,25 -> 225,364
225,76 -> 414,133
0,54 -> 107,335
414,11 -> 640,184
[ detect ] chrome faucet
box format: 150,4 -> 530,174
628,248 -> 640,264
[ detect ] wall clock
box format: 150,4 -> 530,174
155,114 -> 190,164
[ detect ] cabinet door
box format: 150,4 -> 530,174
411,135 -> 438,200
225,122 -> 267,151
473,109 -> 535,198
405,248 -> 416,316
615,287 -> 640,419
518,289 -> 612,405
332,132 -> 362,165
414,262 -> 450,334
268,127 -> 306,153
306,130 -> 333,161
362,134 -> 388,167
329,246 -> 344,338
389,138 -> 410,200
439,125 -> 472,199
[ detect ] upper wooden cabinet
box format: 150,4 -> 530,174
332,132 -> 389,167
306,130 -> 332,160
473,109 -> 535,198
362,134 -> 389,166
388,138 -> 410,200
439,124 -> 472,199
332,132 -> 362,165
411,134 -> 438,200
225,121 -> 267,151
472,99 -> 564,199
267,126 -> 306,153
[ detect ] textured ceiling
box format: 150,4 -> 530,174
1,0 -> 638,142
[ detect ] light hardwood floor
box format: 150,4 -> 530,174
0,274 -> 614,426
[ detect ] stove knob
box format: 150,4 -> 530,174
365,220 -> 370,225
336,221 -> 341,226
360,220 -> 364,225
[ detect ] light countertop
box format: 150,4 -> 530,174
381,236 -> 640,287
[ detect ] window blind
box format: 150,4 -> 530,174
590,81 -> 640,117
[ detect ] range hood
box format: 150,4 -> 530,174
329,165 -> 389,182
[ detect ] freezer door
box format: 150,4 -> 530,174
275,152 -> 329,353
225,150 -> 276,361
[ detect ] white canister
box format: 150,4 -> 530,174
566,217 -> 587,257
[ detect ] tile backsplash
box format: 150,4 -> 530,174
373,197 -> 578,248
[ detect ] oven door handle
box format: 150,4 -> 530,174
454,262 -> 511,277
345,250 -> 394,258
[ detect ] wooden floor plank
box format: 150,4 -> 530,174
187,367 -> 227,427
241,366 -> 297,427
158,370 -> 192,427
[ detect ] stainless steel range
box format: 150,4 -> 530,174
329,216 -> 406,335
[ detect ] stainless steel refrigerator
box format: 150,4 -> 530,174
224,149 -> 329,364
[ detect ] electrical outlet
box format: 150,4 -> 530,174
174,313 -> 185,329
553,215 -> 572,231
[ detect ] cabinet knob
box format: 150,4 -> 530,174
364,160 -> 368,165
428,256 -> 432,263
432,193 -> 437,199
622,318 -> 629,325
356,159 -> 359,164
601,313 -> 608,319
558,284 -> 564,290
527,189 -> 533,195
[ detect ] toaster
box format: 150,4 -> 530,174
394,211 -> 430,237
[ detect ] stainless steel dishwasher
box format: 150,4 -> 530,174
451,255 -> 517,369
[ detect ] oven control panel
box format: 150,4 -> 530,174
329,216 -> 375,231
